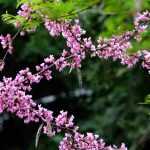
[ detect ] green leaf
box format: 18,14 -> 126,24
2,0 -> 100,30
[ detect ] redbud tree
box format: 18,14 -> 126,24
0,0 -> 150,149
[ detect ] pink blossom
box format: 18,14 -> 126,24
1,10 -> 150,150
0,34 -> 13,54
17,4 -> 32,19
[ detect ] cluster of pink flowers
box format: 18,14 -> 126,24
1,5 -> 150,149
0,74 -> 127,150
0,73 -> 128,150
55,111 -> 74,129
4,4 -> 150,71
44,12 -> 150,70
141,50 -> 150,70
44,19 -> 95,68
0,50 -> 128,149
95,11 -> 150,69
96,32 -> 141,68
134,11 -> 150,33
0,34 -> 13,54
17,4 -> 32,20
59,133 -> 127,150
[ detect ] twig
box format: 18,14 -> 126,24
35,123 -> 44,149
2,28 -> 22,62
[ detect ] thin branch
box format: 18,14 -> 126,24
76,68 -> 83,89
2,28 -> 22,62
35,123 -> 44,149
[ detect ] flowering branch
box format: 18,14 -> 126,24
0,3 -> 150,149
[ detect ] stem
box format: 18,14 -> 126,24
2,28 -> 22,62
23,54 -> 74,83
35,123 -> 44,149
135,0 -> 142,13
57,4 -> 97,20
76,68 -> 83,89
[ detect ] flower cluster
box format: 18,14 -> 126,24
134,11 -> 150,33
55,111 -> 74,129
0,10 -> 150,150
59,133 -> 127,150
96,32 -> 141,68
0,50 -> 128,149
0,74 -> 127,150
0,76 -> 127,150
44,12 -> 150,70
95,11 -> 150,69
44,20 -> 95,68
141,50 -> 150,70
17,4 -> 32,20
0,34 -> 13,54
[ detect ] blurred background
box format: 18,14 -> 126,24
0,0 -> 150,149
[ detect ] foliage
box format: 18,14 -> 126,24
101,0 -> 150,36
2,0 -> 100,31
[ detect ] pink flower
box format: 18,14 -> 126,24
17,4 -> 32,19
0,34 -> 13,54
